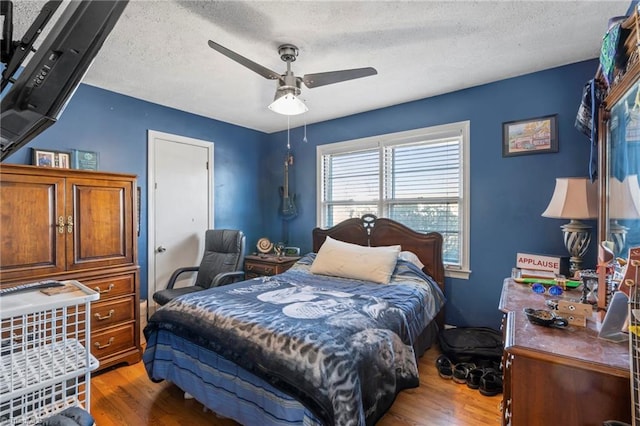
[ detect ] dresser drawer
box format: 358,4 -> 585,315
91,297 -> 135,331
244,256 -> 299,278
245,262 -> 277,276
83,274 -> 134,300
91,323 -> 136,359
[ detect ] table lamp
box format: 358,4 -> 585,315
542,177 -> 598,276
609,175 -> 640,255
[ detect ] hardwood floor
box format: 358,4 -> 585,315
90,345 -> 502,425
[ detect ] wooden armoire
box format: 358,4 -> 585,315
0,164 -> 142,371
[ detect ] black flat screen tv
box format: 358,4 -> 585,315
0,0 -> 128,161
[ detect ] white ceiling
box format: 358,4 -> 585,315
9,0 -> 631,133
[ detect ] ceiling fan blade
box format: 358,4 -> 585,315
302,67 -> 377,88
208,40 -> 282,81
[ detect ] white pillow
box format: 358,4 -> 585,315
398,250 -> 425,269
310,236 -> 400,284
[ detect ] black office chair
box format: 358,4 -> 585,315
153,229 -> 246,306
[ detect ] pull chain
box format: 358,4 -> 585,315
303,116 -> 308,143
287,115 -> 291,150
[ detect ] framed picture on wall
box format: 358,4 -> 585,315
31,148 -> 70,168
502,114 -> 558,157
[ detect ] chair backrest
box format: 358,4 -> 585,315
195,229 -> 246,289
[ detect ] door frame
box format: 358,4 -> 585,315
147,130 -> 214,313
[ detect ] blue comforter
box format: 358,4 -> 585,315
144,254 -> 444,426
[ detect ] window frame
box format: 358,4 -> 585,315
316,121 -> 470,279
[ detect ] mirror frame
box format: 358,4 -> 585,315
598,48 -> 640,311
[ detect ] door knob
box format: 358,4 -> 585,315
157,245 -> 167,253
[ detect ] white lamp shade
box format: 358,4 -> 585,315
610,175 -> 640,219
268,93 -> 308,116
542,177 -> 598,219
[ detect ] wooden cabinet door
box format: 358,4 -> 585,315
66,177 -> 135,271
0,173 -> 66,280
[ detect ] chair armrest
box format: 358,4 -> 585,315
211,271 -> 246,287
165,266 -> 200,289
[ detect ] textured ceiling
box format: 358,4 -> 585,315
8,0 -> 632,133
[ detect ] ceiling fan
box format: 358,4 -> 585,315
207,40 -> 377,115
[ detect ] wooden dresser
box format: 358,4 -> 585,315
244,254 -> 300,279
0,164 -> 142,371
499,278 -> 630,425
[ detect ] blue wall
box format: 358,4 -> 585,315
3,59 -> 600,329
3,84 -> 268,299
263,59 -> 600,329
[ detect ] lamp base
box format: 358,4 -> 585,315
561,219 -> 592,276
609,220 -> 628,257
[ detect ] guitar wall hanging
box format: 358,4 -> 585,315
279,153 -> 298,221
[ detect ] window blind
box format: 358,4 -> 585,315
319,127 -> 465,269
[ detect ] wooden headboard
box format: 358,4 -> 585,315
311,214 -> 445,291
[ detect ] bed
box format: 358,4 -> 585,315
143,215 -> 446,426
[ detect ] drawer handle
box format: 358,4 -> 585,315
94,283 -> 115,294
66,215 -> 74,234
265,267 -> 273,274
247,265 -> 254,270
94,309 -> 115,321
94,337 -> 115,349
57,216 -> 65,234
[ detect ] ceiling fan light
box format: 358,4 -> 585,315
268,93 -> 308,115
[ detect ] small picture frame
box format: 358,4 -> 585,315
71,149 -> 99,170
32,148 -> 70,168
502,114 -> 558,157
284,247 -> 300,256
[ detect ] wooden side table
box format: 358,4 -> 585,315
499,278 -> 630,425
244,255 -> 300,279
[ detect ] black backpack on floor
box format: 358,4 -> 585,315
438,327 -> 503,364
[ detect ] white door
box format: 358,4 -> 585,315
147,130 -> 213,314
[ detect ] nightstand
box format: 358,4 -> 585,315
499,278 -> 630,425
244,255 -> 300,279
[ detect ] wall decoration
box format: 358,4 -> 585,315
31,148 -> 70,168
71,149 -> 99,170
502,114 -> 558,157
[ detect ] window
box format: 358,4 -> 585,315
317,121 -> 470,279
